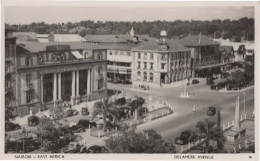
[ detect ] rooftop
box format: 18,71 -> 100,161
17,41 -> 106,53
220,45 -> 234,53
132,39 -> 190,52
101,43 -> 140,51
179,35 -> 219,46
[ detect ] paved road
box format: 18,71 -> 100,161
108,82 -> 254,141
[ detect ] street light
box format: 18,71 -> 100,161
243,91 -> 245,115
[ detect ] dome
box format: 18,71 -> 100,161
160,30 -> 167,37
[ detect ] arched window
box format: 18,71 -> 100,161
149,73 -> 153,82
60,53 -> 66,61
52,54 -> 57,61
143,72 -> 147,81
38,55 -> 44,64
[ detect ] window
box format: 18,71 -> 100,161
138,53 -> 141,59
161,54 -> 165,61
161,63 -> 165,70
5,76 -> 11,89
5,45 -> 10,58
52,54 -> 57,60
144,62 -> 147,69
26,90 -> 33,103
150,53 -> 154,60
137,71 -> 141,76
26,74 -> 32,85
137,62 -> 141,69
144,53 -> 147,59
38,55 -> 43,63
150,63 -> 154,70
98,52 -> 103,60
60,54 -> 66,60
25,56 -> 32,66
149,73 -> 153,81
109,52 -> 112,55
127,51 -> 131,56
5,94 -> 11,106
143,72 -> 147,81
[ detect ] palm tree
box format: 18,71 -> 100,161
195,119 -> 226,153
92,96 -> 120,130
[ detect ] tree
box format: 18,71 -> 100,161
105,127 -> 176,153
227,70 -> 246,84
5,106 -> 16,121
31,116 -> 61,151
92,96 -> 120,130
195,119 -> 226,153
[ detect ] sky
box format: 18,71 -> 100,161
5,6 -> 254,25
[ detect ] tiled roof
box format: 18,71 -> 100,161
53,34 -> 86,42
179,35 -> 219,46
84,35 -> 128,43
132,39 -> 190,52
101,43 -> 140,51
16,41 -> 106,53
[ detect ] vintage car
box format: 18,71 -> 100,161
192,79 -> 200,84
207,107 -> 216,116
81,107 -> 89,116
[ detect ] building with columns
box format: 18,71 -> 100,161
9,41 -> 107,116
131,30 -> 192,86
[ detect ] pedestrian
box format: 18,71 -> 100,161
69,103 -> 72,109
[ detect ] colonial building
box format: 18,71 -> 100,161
5,27 -> 17,112
131,30 -> 192,86
7,40 -> 108,116
102,43 -> 139,83
179,34 -> 222,77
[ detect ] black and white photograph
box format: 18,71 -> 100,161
1,1 -> 258,160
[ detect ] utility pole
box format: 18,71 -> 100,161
243,91 -> 245,115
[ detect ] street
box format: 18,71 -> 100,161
108,81 -> 254,142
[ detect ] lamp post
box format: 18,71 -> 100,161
243,91 -> 245,115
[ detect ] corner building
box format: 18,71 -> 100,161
131,30 -> 192,86
13,41 -> 107,116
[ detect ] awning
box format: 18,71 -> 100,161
71,51 -> 84,59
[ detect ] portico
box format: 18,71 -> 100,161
41,68 -> 92,107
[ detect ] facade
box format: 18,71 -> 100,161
5,28 -> 17,112
219,45 -> 235,70
179,34 -> 223,77
7,41 -> 108,116
102,44 -> 137,82
131,30 -> 192,86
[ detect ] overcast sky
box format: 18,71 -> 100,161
5,6 -> 254,24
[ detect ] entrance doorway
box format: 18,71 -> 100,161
160,73 -> 166,84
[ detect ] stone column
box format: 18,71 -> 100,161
53,73 -> 57,102
58,72 -> 61,100
71,71 -> 75,104
234,96 -> 241,130
40,74 -> 43,103
76,70 -> 79,96
87,69 -> 91,94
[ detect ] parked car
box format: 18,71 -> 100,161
207,107 -> 216,116
88,145 -> 108,153
221,72 -> 230,78
27,115 -> 39,126
5,122 -> 21,132
122,79 -> 131,85
65,109 -> 79,118
192,79 -> 199,84
66,124 -> 85,133
63,142 -> 82,153
81,107 -> 89,116
175,130 -> 197,145
77,119 -> 90,128
115,97 -> 126,106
